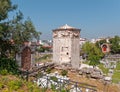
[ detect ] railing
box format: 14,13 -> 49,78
37,75 -> 97,92
19,62 -> 97,92
19,62 -> 54,79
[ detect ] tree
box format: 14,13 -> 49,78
109,35 -> 120,54
88,54 -> 100,66
0,0 -> 41,58
82,42 -> 104,66
95,39 -> 107,48
0,0 -> 17,21
11,16 -> 41,48
0,0 -> 17,57
0,0 -> 41,74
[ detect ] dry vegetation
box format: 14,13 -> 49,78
0,75 -> 41,92
35,54 -> 52,63
0,70 -> 119,92
67,71 -> 120,92
51,69 -> 120,92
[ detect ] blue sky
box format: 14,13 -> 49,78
11,0 -> 120,40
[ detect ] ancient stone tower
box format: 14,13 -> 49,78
53,24 -> 81,69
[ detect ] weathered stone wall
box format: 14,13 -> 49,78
71,38 -> 80,69
16,53 -> 21,67
53,38 -> 71,64
21,47 -> 31,70
53,38 -> 61,64
53,26 -> 80,69
16,46 -> 35,70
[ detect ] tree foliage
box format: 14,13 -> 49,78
109,35 -> 120,54
11,15 -> 41,47
95,39 -> 107,48
0,0 -> 17,57
0,0 -> 41,74
36,45 -> 51,52
61,70 -> 68,76
82,42 -> 104,66
0,58 -> 19,74
0,0 -> 17,21
0,0 -> 41,58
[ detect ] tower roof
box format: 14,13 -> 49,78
53,24 -> 81,32
59,24 -> 75,29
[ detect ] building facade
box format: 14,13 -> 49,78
53,24 -> 81,69
101,43 -> 111,54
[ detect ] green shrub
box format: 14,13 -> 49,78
2,77 -> 9,85
50,76 -> 58,82
37,71 -> 43,78
8,80 -> 22,91
0,58 -> 19,75
0,76 -> 41,92
0,69 -> 8,75
46,67 -> 51,74
26,81 -> 41,92
98,63 -> 109,74
61,89 -> 69,92
51,84 -> 57,91
27,82 -> 34,92
51,84 -> 70,92
61,70 -> 68,76
0,82 -> 4,89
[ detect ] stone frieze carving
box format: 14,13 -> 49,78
53,30 -> 79,38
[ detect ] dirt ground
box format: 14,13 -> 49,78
51,69 -> 120,92
68,71 -> 120,92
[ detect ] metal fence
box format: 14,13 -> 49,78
37,75 -> 97,92
19,63 -> 97,92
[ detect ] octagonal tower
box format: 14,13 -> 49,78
53,24 -> 81,69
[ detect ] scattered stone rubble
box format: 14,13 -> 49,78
78,64 -> 113,84
34,71 -> 96,92
44,63 -> 111,81
29,62 -> 112,92
34,71 -> 70,89
79,67 -> 103,79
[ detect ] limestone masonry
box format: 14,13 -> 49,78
53,24 -> 81,69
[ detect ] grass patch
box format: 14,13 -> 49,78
83,61 -> 109,75
112,71 -> 120,83
115,62 -> 120,70
98,63 -> 109,75
83,61 -> 90,65
0,75 -> 41,92
35,54 -> 52,62
0,69 -> 8,75
61,70 -> 68,76
112,62 -> 120,83
8,80 -> 23,91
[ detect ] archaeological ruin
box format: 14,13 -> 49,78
53,24 -> 81,69
16,42 -> 36,70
